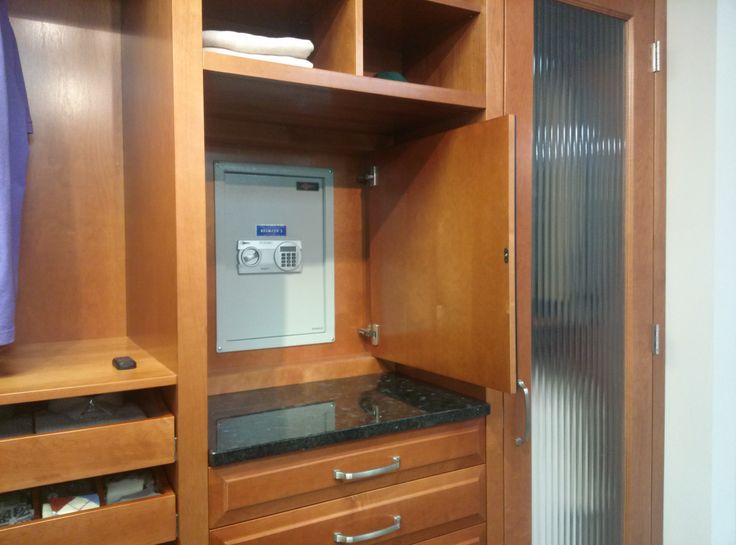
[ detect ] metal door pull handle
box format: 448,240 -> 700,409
333,456 -> 401,481
334,515 -> 402,543
515,379 -> 531,446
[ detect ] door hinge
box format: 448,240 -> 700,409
357,166 -> 378,187
358,323 -> 380,346
651,40 -> 662,73
176,513 -> 179,538
652,323 -> 661,356
173,436 -> 177,462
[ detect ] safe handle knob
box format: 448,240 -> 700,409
240,247 -> 260,266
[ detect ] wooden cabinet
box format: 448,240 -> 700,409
209,420 -> 485,527
209,421 -> 487,544
2,0 -> 513,543
200,1 -> 512,543
203,0 -> 516,395
210,465 -> 486,545
1,1 -> 199,543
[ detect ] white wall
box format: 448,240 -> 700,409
710,0 -> 736,543
665,1 -> 736,544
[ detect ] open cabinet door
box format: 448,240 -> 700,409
367,116 -> 516,393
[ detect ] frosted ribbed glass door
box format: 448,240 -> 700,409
532,1 -> 626,545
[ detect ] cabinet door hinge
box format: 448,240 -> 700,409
176,513 -> 179,538
652,323 -> 661,356
173,435 -> 177,461
357,166 -> 378,187
651,40 -> 662,73
358,324 -> 380,346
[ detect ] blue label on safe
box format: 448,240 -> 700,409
256,224 -> 287,237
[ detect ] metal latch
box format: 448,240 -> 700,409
358,323 -> 380,346
652,323 -> 661,356
651,40 -> 662,73
357,166 -> 378,187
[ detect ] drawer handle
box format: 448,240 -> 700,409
333,456 -> 401,481
334,515 -> 402,543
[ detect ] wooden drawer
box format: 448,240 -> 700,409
209,419 -> 484,527
209,465 -> 485,545
413,525 -> 486,545
0,473 -> 176,545
0,392 -> 175,493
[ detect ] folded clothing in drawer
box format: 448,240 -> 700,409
0,491 -> 33,527
41,479 -> 99,519
34,393 -> 145,433
104,470 -> 161,504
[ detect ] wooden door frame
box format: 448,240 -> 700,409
502,0 -> 667,543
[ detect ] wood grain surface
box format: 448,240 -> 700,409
209,420 -> 484,527
0,337 -> 176,405
0,411 -> 175,493
9,0 -> 127,344
368,116 -> 516,393
203,52 -> 485,136
210,465 -> 486,545
413,524 -> 486,545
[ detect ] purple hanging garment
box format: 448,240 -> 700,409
0,0 -> 32,346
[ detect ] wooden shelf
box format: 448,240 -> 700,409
0,337 -> 177,406
0,470 -> 176,545
203,51 -> 485,135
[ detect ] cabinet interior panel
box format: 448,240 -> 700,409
9,0 -> 127,344
363,0 -> 486,93
121,0 -> 180,373
205,142 -> 383,394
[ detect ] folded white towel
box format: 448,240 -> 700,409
203,30 -> 314,60
204,47 -> 314,69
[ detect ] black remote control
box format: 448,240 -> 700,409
112,356 -> 137,370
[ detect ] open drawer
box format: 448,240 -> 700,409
209,419 -> 485,527
0,391 -> 175,493
210,465 -> 485,545
0,470 -> 176,545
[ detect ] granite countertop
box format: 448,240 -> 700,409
208,373 -> 490,466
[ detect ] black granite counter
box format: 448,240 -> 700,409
209,373 -> 490,466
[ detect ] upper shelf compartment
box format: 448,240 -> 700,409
203,0 -> 361,74
363,0 -> 485,93
0,338 -> 176,406
201,0 -> 487,137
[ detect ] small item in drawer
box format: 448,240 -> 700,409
104,470 -> 161,504
34,393 -> 146,433
42,479 -> 99,518
0,491 -> 34,527
112,355 -> 137,370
